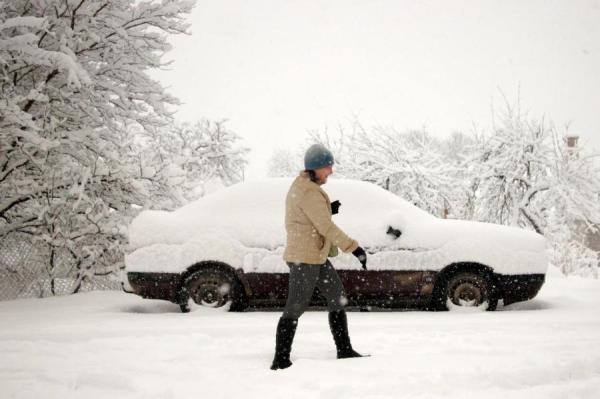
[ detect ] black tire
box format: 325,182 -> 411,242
180,268 -> 247,312
434,271 -> 498,311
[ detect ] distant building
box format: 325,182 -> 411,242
565,135 -> 579,151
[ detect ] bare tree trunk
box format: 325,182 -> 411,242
50,247 -> 56,296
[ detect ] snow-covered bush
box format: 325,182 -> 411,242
551,240 -> 599,279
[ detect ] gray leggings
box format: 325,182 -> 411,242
282,260 -> 347,319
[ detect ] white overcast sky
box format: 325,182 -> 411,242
154,0 -> 600,180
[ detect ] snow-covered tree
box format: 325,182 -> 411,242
137,120 -> 249,204
307,122 -> 467,218
267,147 -> 302,177
1,0 -> 195,294
467,104 -> 600,275
469,105 -> 600,233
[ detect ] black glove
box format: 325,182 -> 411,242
330,200 -> 341,215
352,246 -> 367,270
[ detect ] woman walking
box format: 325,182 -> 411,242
270,144 -> 368,370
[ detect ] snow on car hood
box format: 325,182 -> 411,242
126,178 -> 548,275
387,217 -> 547,254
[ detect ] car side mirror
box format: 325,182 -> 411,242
386,226 -> 402,239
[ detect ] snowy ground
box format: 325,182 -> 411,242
1,267 -> 599,399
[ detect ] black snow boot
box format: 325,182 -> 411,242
329,310 -> 364,359
270,317 -> 298,370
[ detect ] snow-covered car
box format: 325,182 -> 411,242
124,178 -> 547,312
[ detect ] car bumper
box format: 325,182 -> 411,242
496,273 -> 545,306
127,272 -> 182,303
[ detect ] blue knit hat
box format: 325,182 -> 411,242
304,144 -> 334,170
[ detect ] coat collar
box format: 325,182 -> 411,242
299,171 -> 320,188
297,171 -> 330,202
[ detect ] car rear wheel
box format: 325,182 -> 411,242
180,268 -> 247,312
435,271 -> 498,311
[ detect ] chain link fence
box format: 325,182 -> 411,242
0,234 -> 121,301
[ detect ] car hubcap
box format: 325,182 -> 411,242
190,278 -> 230,307
449,277 -> 485,307
453,283 -> 482,306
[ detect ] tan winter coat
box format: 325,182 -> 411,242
283,172 -> 359,265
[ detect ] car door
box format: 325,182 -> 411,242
334,223 -> 435,306
338,269 -> 427,302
